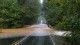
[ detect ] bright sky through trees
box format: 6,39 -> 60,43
39,0 -> 44,4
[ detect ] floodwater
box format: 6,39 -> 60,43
0,35 -> 70,45
0,37 -> 22,45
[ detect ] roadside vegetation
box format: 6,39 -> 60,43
0,0 -> 80,45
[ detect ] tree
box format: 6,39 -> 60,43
0,0 -> 24,28
46,0 -> 80,45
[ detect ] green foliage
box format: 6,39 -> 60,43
46,0 -> 80,45
0,0 -> 80,44
46,0 -> 80,31
18,0 -> 39,25
0,0 -> 24,28
0,0 -> 40,28
46,0 -> 64,26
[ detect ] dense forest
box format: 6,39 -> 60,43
0,0 -> 80,45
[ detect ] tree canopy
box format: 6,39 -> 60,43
0,0 -> 80,45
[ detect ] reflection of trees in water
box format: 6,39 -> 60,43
19,36 -> 53,45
